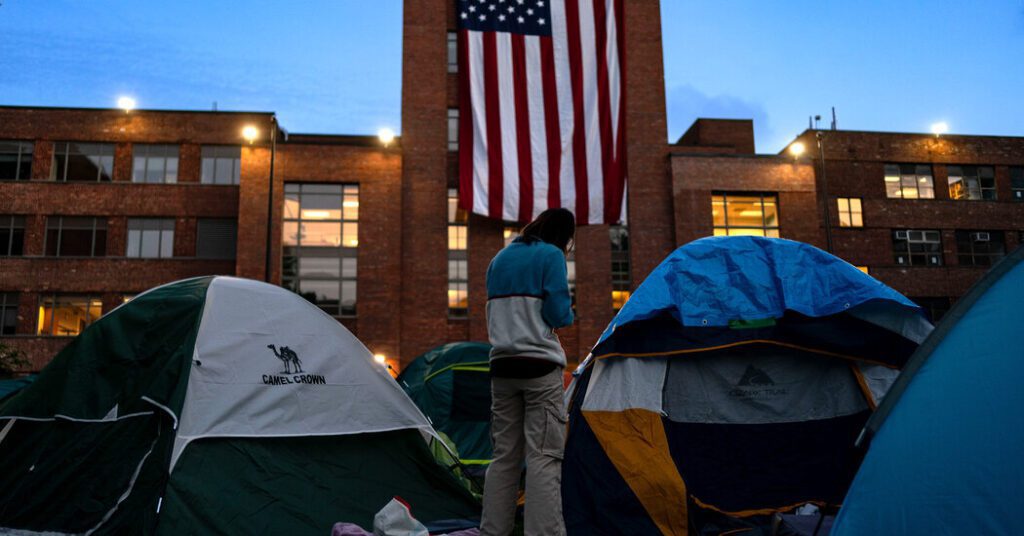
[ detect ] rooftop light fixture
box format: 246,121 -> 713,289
931,122 -> 949,137
788,141 -> 806,158
242,125 -> 259,144
377,128 -> 396,147
117,96 -> 136,113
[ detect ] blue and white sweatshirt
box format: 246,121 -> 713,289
486,238 -> 574,366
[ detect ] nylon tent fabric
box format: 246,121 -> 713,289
0,276 -> 481,535
0,276 -> 211,534
397,342 -> 494,464
597,236 -> 919,345
833,246 -> 1024,535
158,431 -> 479,534
564,237 -> 929,536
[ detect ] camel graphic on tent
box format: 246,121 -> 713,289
267,344 -> 304,373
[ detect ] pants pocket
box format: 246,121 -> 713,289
541,406 -> 568,460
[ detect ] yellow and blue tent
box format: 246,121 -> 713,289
562,236 -> 932,535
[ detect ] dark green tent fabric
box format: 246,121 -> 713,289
398,342 -> 493,464
157,430 -> 480,534
0,277 -> 211,534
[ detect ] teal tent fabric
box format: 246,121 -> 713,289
398,342 -> 493,464
833,246 -> 1024,535
599,236 -> 919,344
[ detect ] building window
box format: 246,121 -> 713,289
712,193 -> 779,237
196,219 -> 238,259
955,230 -> 1005,267
855,266 -> 870,274
948,165 -> 995,201
503,225 -> 520,247
892,230 -> 942,266
282,184 -> 359,317
37,295 -> 102,336
1,293 -> 17,335
132,144 -> 179,184
52,142 -> 114,182
45,216 -> 107,257
884,164 -> 934,199
610,225 -> 631,312
566,252 -> 577,310
447,32 -> 458,73
126,218 -> 175,258
448,189 -> 469,317
837,198 -> 863,227
1011,167 -> 1024,202
0,216 -> 25,256
0,141 -> 33,180
448,109 -> 459,152
911,297 -> 952,324
200,146 -> 241,185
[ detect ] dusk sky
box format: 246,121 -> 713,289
1,1 -> 1021,152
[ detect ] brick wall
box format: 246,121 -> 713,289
788,129 -> 1024,301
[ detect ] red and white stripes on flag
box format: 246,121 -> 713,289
457,0 -> 626,225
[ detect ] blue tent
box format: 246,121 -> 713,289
564,237 -> 932,535
833,245 -> 1024,535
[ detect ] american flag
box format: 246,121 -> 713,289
457,0 -> 626,225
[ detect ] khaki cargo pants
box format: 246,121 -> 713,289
480,368 -> 567,536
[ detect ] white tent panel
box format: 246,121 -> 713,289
170,277 -> 432,470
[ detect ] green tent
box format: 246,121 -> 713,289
398,342 -> 493,467
0,276 -> 479,535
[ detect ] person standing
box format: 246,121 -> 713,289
480,208 -> 575,536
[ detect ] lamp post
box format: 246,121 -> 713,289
243,120 -> 277,283
265,117 -> 278,283
816,131 -> 834,253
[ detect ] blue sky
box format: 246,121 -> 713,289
1,1 -> 1021,152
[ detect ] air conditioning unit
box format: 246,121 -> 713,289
895,230 -> 909,240
971,232 -> 991,242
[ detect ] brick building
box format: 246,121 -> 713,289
2,0 -> 1023,371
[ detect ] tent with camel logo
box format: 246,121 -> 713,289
562,237 -> 933,535
0,276 -> 478,535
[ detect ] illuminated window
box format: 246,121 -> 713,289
892,230 -> 942,266
503,225 -> 520,247
282,183 -> 359,317
948,166 -> 995,201
447,32 -> 458,73
566,251 -> 577,310
45,216 -> 107,257
448,109 -> 459,152
1011,167 -> 1024,202
712,193 -> 780,237
0,141 -> 33,180
955,230 -> 1005,267
132,144 -> 179,184
884,164 -> 934,199
837,198 -> 863,227
126,218 -> 175,258
610,225 -> 630,312
855,266 -> 870,274
37,295 -> 102,336
0,216 -> 25,256
121,295 -> 136,304
52,142 -> 114,182
1,293 -> 17,335
200,146 -> 241,185
448,189 -> 469,317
